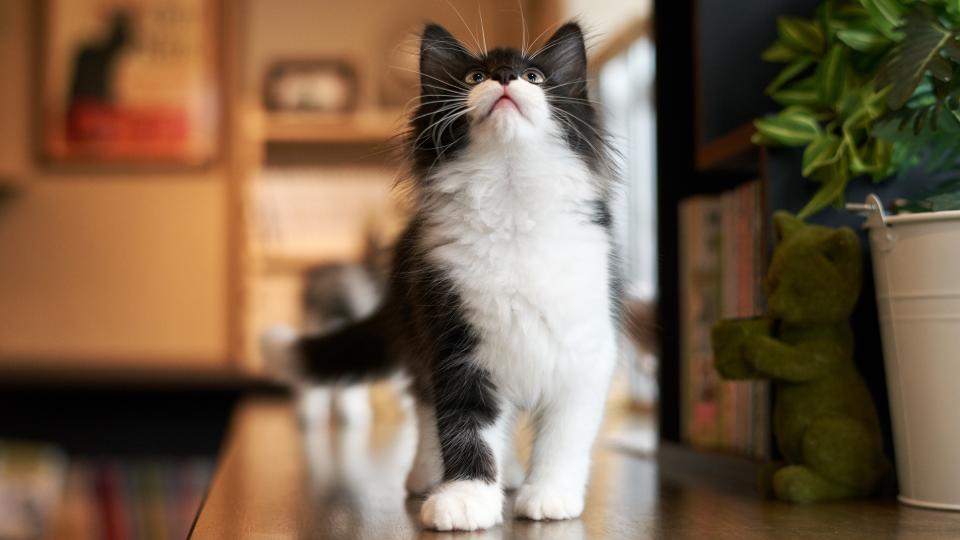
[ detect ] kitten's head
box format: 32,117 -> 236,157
409,22 -> 604,173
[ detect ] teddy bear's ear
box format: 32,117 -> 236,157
822,228 -> 859,265
773,211 -> 802,242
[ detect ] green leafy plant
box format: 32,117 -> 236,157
754,0 -> 960,218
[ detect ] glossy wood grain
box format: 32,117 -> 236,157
191,397 -> 960,539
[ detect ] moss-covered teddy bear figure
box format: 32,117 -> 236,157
712,212 -> 889,503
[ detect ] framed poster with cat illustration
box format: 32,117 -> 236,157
36,0 -> 220,169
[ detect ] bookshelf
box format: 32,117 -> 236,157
654,0 -> 817,458
253,108 -> 406,144
235,106 -> 407,373
655,0 -> 914,464
694,122 -> 757,172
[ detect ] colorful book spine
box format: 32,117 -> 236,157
679,180 -> 770,459
680,196 -> 723,448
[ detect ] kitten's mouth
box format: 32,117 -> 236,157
485,93 -> 522,119
495,95 -> 518,109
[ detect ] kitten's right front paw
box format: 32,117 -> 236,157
420,480 -> 503,531
514,484 -> 584,521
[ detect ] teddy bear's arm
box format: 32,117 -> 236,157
746,335 -> 845,382
712,318 -> 771,379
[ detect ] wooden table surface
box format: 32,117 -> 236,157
190,397 -> 960,539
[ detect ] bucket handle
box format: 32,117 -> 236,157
846,194 -> 896,250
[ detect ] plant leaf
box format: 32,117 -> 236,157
839,84 -> 888,131
877,9 -> 958,109
844,132 -> 867,172
797,169 -> 849,219
866,0 -> 906,26
875,107 -> 960,174
802,134 -> 843,176
928,56 -> 954,82
860,0 -> 907,40
817,45 -> 847,103
778,16 -> 825,55
834,0 -> 869,19
762,40 -> 802,62
837,27 -> 890,52
766,57 -> 815,94
944,38 -> 960,63
771,80 -> 822,106
754,109 -> 823,147
869,138 -> 894,181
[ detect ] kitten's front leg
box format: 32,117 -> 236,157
405,402 -> 442,495
419,362 -> 507,531
515,372 -> 610,521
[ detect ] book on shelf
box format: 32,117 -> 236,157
0,441 -> 67,540
678,179 -> 770,459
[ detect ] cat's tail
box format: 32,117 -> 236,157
260,311 -> 395,385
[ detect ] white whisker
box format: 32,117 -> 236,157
517,0 -> 528,56
409,103 -> 468,123
528,33 -> 575,60
396,66 -> 467,93
477,4 -> 488,55
445,0 -> 483,55
527,21 -> 563,52
552,107 -> 608,142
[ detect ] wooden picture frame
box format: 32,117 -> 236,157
35,0 -> 221,170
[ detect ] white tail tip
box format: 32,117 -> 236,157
260,324 -> 299,384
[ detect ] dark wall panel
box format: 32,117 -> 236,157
697,0 -> 818,142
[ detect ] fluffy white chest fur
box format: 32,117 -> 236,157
421,138 -> 618,408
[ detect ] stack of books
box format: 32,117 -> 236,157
82,459 -> 213,540
0,441 -> 66,540
678,180 -> 770,459
0,446 -> 214,540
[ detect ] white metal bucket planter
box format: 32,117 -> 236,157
850,194 -> 960,511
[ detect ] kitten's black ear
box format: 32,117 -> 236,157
420,23 -> 471,91
536,23 -> 587,88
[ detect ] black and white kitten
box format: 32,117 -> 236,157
263,21 -> 620,532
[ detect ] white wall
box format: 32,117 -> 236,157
561,0 -> 649,42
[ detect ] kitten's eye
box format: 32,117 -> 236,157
464,70 -> 487,85
522,69 -> 545,84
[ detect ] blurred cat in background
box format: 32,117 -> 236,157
268,231 -> 387,428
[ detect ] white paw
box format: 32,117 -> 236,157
514,484 -> 584,521
420,480 -> 503,531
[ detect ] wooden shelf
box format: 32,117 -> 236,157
255,241 -> 366,273
695,122 -> 758,171
0,359 -> 273,388
259,253 -> 341,273
253,108 -> 406,144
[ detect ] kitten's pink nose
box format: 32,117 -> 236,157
491,67 -> 518,85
